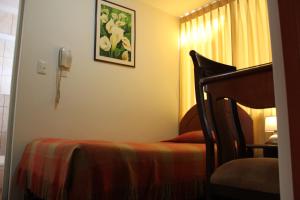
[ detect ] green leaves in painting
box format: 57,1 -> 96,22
99,4 -> 132,61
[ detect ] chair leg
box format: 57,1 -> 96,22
204,181 -> 214,200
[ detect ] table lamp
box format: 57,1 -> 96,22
265,116 -> 278,144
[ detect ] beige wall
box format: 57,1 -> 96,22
268,0 -> 294,199
10,0 -> 179,174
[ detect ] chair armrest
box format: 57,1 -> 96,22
246,144 -> 277,149
246,144 -> 278,158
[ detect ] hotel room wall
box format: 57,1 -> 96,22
10,0 -> 179,177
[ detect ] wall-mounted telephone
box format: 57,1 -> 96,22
59,47 -> 72,70
56,47 -> 72,108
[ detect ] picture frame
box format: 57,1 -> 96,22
95,0 -> 136,67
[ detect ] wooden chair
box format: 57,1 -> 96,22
190,50 -> 279,200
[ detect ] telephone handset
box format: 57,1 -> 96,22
59,47 -> 72,70
56,47 -> 72,108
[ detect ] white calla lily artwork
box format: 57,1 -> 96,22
95,0 -> 135,67
99,36 -> 111,51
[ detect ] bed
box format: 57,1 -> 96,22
12,105 -> 253,200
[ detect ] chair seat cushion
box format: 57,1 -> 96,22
211,158 -> 279,194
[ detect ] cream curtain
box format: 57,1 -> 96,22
179,0 -> 273,143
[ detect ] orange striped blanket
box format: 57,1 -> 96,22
14,138 -> 206,200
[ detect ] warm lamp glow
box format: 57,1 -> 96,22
265,116 -> 277,132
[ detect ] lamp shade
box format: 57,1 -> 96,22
265,116 -> 277,132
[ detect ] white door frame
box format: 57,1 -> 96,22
2,0 -> 25,199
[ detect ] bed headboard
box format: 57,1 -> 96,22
179,105 -> 202,134
179,103 -> 254,144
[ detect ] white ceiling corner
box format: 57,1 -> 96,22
136,0 -> 210,17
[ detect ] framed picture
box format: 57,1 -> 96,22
95,0 -> 136,67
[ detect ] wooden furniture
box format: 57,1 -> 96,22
263,146 -> 278,158
201,64 -> 277,160
179,104 -> 253,139
196,53 -> 280,199
190,50 -> 236,178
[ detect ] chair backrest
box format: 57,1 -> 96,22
201,61 -> 274,166
189,50 -> 236,177
179,105 -> 202,134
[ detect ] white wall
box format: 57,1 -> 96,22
268,0 -> 294,199
10,0 -> 179,175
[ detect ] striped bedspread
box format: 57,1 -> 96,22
14,138 -> 206,200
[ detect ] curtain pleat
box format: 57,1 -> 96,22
179,3 -> 232,118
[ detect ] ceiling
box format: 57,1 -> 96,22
0,0 -> 210,17
136,0 -> 210,17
